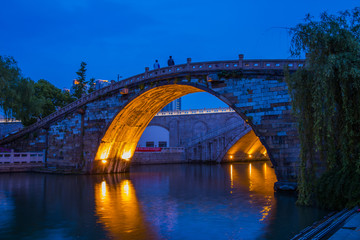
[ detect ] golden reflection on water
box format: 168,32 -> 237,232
101,181 -> 107,199
95,176 -> 156,239
264,162 -> 267,179
230,162 -> 277,222
230,164 -> 234,192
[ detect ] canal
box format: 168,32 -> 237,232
0,162 -> 329,239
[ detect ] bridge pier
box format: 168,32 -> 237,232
91,158 -> 130,174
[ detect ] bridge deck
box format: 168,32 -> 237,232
0,57 -> 304,146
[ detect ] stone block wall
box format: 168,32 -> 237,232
0,73 -> 301,182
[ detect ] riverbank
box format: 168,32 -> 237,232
291,207 -> 360,239
328,210 -> 360,239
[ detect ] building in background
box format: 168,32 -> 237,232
70,79 -> 111,95
70,79 -> 89,95
95,79 -> 111,90
161,98 -> 181,112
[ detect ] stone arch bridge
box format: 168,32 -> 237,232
0,56 -> 304,183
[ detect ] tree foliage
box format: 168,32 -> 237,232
286,8 -> 360,209
0,56 -> 75,126
72,61 -> 88,99
0,56 -> 21,119
34,79 -> 74,117
88,77 -> 96,93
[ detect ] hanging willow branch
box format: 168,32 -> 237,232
286,8 -> 360,209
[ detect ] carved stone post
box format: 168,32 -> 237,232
238,54 -> 244,67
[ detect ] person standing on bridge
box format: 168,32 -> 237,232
167,56 -> 175,66
153,59 -> 160,69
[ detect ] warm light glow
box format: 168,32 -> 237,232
100,148 -> 110,161
264,162 -> 267,179
101,181 -> 107,198
120,180 -> 133,203
249,163 -> 252,177
102,160 -> 107,164
95,178 -> 153,238
248,154 -> 252,158
230,164 -> 233,190
230,155 -> 233,159
94,85 -> 204,173
121,150 -> 132,160
122,180 -> 130,196
260,204 -> 271,221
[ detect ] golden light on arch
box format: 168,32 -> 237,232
100,149 -> 110,160
121,150 -> 132,160
93,84 -> 204,173
225,131 -> 270,162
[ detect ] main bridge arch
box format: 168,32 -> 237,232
0,57 -> 304,183
94,84 -> 205,173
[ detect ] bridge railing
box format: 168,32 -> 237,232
0,150 -> 45,164
0,57 -> 305,144
157,147 -> 185,153
135,147 -> 185,153
156,107 -> 235,116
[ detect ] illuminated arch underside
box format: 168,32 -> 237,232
225,131 -> 269,161
93,84 -> 204,173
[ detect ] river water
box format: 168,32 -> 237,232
0,162 -> 329,240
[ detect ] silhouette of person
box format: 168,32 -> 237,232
153,59 -> 160,69
167,56 -> 175,66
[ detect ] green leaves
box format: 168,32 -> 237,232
287,8 -> 360,209
72,61 -> 88,99
34,79 -> 75,117
0,56 -> 76,126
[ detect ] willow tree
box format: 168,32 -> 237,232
0,56 -> 21,119
0,56 -> 75,126
286,8 -> 360,209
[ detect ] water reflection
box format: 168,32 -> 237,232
227,162 -> 276,224
0,162 -> 329,240
94,175 -> 157,239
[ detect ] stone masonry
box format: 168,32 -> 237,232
0,57 -> 304,184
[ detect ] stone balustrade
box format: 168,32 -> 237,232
156,107 -> 235,116
0,150 -> 44,164
158,147 -> 185,153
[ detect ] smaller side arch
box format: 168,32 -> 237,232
217,129 -> 269,162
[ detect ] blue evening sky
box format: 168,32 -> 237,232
0,0 -> 357,109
